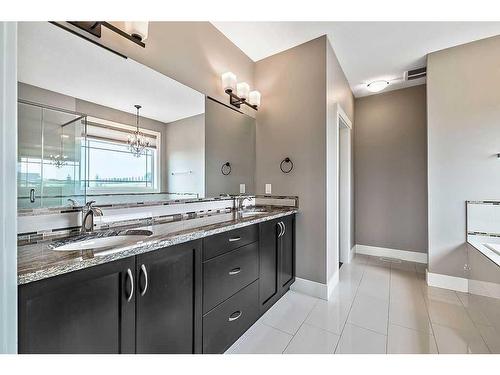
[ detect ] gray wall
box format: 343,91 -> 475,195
354,85 -> 428,253
255,35 -> 354,284
255,36 -> 327,283
205,98 -> 255,196
427,35 -> 500,277
165,114 -> 205,197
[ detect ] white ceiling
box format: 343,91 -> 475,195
211,22 -> 500,97
18,22 -> 205,123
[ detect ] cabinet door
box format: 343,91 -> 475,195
259,219 -> 280,311
18,257 -> 136,354
279,215 -> 295,290
135,240 -> 202,354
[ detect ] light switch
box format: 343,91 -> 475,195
265,184 -> 272,194
240,184 -> 246,194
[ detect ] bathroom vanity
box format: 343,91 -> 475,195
16,22 -> 298,354
18,209 -> 296,354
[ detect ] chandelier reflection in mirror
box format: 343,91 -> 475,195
128,104 -> 149,157
49,132 -> 69,168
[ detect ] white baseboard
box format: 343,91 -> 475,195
327,270 -> 339,299
290,271 -> 339,301
290,277 -> 328,300
355,244 -> 428,264
348,245 -> 355,263
426,271 -> 469,293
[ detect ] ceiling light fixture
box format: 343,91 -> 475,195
128,105 -> 149,157
366,80 -> 390,93
221,72 -> 260,110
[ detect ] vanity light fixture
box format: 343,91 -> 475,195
221,72 -> 260,110
63,21 -> 149,47
128,105 -> 150,157
366,80 -> 390,93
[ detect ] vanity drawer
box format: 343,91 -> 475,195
203,224 -> 258,261
202,280 -> 259,354
203,242 -> 259,313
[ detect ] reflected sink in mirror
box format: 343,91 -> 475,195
51,230 -> 153,252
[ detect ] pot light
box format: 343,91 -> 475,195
366,80 -> 389,93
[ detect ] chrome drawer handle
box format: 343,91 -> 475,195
229,267 -> 241,276
228,311 -> 242,322
229,237 -> 241,242
126,268 -> 134,302
140,264 -> 148,296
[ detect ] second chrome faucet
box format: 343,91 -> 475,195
82,201 -> 103,233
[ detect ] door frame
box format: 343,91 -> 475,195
337,105 -> 353,265
0,21 -> 18,354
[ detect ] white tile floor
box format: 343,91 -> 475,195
226,254 -> 500,354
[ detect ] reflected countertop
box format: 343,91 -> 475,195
18,207 -> 297,285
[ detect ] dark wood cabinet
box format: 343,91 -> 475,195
19,215 -> 295,354
136,240 -> 202,354
259,218 -> 281,311
279,215 -> 295,290
203,241 -> 259,313
259,215 -> 295,314
18,257 -> 136,354
19,240 -> 202,354
202,280 -> 259,354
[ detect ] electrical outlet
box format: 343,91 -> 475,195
265,184 -> 272,194
239,184 -> 246,194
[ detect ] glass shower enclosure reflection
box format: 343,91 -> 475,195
17,101 -> 87,209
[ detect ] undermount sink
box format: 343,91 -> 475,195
51,230 -> 153,252
238,209 -> 269,218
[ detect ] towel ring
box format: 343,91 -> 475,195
221,162 -> 231,176
280,157 -> 294,173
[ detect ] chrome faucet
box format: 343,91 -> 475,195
67,198 -> 78,207
235,195 -> 252,211
82,201 -> 103,233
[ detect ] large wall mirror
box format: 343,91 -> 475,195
17,22 -> 256,210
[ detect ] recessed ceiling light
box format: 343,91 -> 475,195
366,80 -> 389,93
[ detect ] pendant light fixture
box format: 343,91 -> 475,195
128,105 -> 149,157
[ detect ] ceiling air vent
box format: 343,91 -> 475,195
405,67 -> 427,81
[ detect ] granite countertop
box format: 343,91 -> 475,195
467,234 -> 500,267
18,207 -> 297,285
